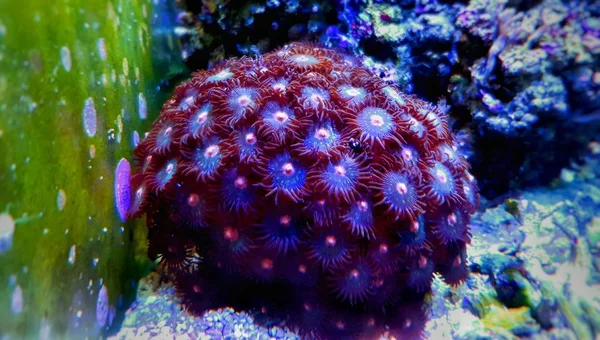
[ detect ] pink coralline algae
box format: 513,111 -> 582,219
128,42 -> 479,339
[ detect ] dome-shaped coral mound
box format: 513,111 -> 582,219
130,42 -> 479,338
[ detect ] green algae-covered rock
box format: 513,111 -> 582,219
0,0 -> 186,337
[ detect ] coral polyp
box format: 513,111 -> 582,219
296,121 -> 341,157
330,257 -> 374,305
170,188 -> 208,229
181,137 -> 224,181
342,198 -> 376,239
310,153 -> 368,203
262,151 -> 307,203
372,169 -> 424,220
351,106 -> 399,148
218,168 -> 260,214
307,225 -> 355,269
129,42 -> 479,339
145,158 -> 178,193
258,210 -> 304,255
181,103 -> 218,144
257,101 -> 300,143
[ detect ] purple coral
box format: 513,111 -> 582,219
129,42 -> 479,338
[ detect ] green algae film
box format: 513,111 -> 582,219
0,0 -> 185,338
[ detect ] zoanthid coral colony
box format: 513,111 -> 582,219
129,42 -> 479,339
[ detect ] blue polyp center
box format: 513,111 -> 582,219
440,210 -> 468,239
314,232 -> 348,262
357,107 -> 395,140
156,122 -> 174,149
237,128 -> 259,158
263,214 -> 302,252
382,172 -> 417,209
193,140 -> 222,175
157,159 -> 178,187
262,102 -> 294,135
131,185 -> 146,211
343,262 -> 371,293
428,162 -> 455,196
288,54 -> 319,66
271,78 -> 289,92
188,104 -> 212,135
346,200 -> 373,228
228,88 -> 258,121
303,123 -> 339,154
301,87 -> 330,108
206,68 -> 233,82
177,89 -> 198,111
399,144 -> 420,167
268,153 -> 306,193
462,178 -> 476,205
321,157 -> 359,192
338,85 -> 366,105
176,192 -> 206,227
222,171 -> 253,209
310,198 -> 335,222
398,216 -> 426,246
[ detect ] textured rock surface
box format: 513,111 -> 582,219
425,150 -> 600,339
110,272 -> 300,340
332,0 -> 600,198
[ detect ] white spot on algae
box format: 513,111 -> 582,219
68,245 -> 76,265
116,114 -> 123,144
101,73 -> 109,87
96,285 -> 109,327
132,131 -> 140,147
60,46 -> 72,72
122,57 -> 129,76
57,189 -> 67,211
89,144 -> 96,159
39,317 -> 51,340
0,213 -> 15,253
11,285 -> 23,314
138,93 -> 147,119
83,97 -> 97,137
97,38 -> 107,61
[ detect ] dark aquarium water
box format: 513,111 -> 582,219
1,0 -> 599,339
